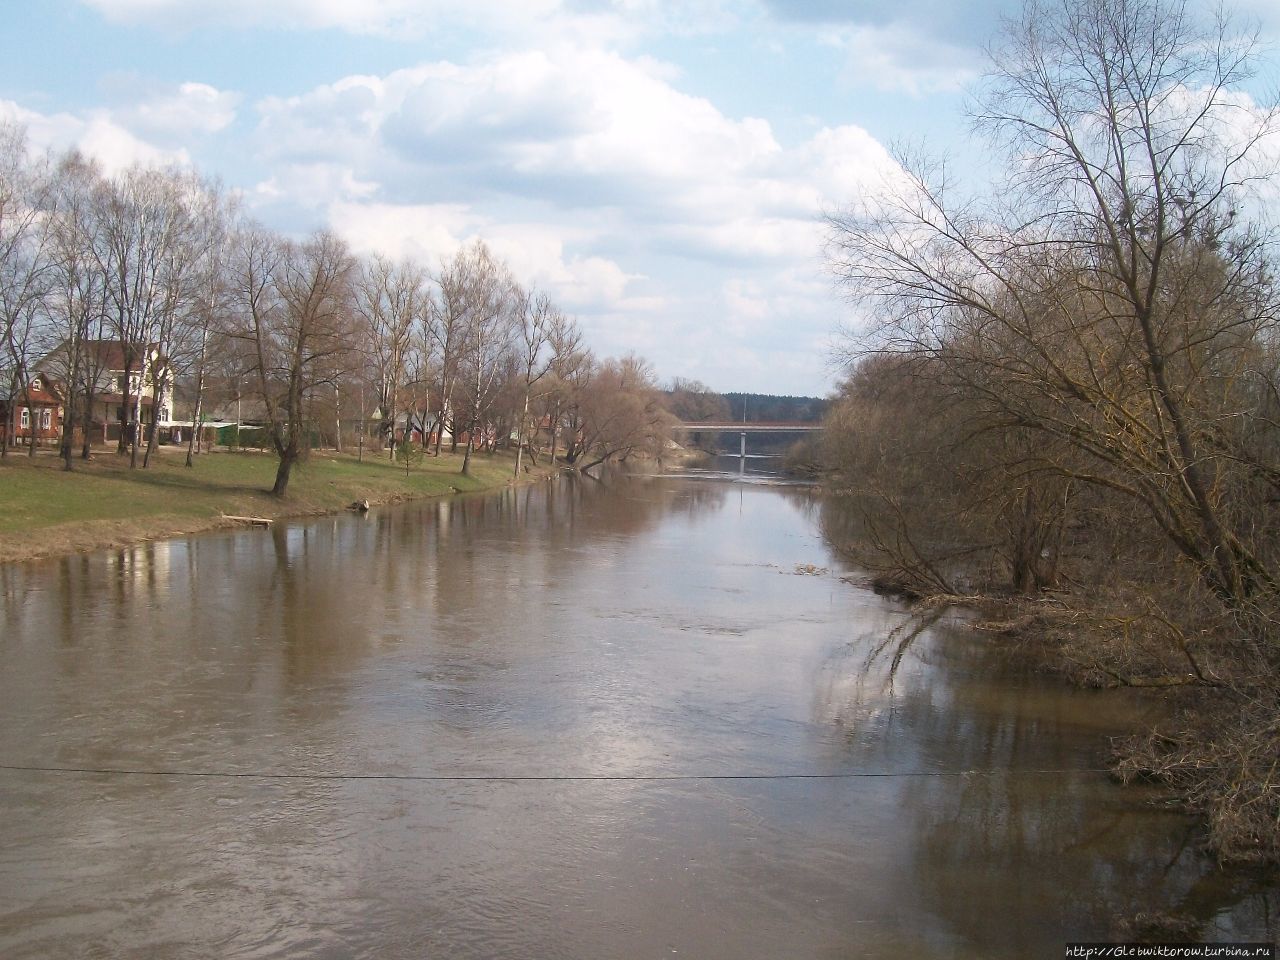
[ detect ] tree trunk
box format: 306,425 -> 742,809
118,361 -> 132,455
23,387 -> 36,458
186,365 -> 204,468
61,391 -> 77,471
143,379 -> 164,468
514,389 -> 531,477
461,403 -> 478,476
334,385 -> 342,454
80,386 -> 95,459
272,444 -> 298,497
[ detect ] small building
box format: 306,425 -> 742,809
1,375 -> 66,448
35,340 -> 175,447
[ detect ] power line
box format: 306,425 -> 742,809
0,762 -> 1110,783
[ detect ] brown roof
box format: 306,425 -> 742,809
95,393 -> 155,407
8,381 -> 63,405
83,341 -> 157,371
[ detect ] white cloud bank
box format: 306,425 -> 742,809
238,44 -> 899,390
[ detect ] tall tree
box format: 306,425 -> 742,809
355,254 -> 427,459
428,255 -> 467,457
89,165 -> 192,467
444,241 -> 518,477
225,226 -> 356,497
512,289 -> 556,476
571,354 -> 674,474
0,122 -> 54,457
45,151 -> 109,469
827,0 -> 1280,611
543,311 -> 589,468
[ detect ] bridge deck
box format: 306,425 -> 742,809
671,422 -> 822,433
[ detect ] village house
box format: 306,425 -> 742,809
0,372 -> 66,448
30,340 -> 176,448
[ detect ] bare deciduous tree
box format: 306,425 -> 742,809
356,254 -> 428,459
0,123 -> 54,458
828,0 -> 1280,611
225,226 -> 356,497
512,290 -> 556,476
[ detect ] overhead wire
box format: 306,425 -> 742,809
0,762 -> 1111,783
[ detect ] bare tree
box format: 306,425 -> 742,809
141,170 -> 219,469
183,186 -> 236,468
0,123 -> 54,458
428,255 -> 467,457
444,241 -> 519,477
543,311 -> 589,468
355,254 -> 428,459
571,353 -> 675,474
224,226 -> 356,497
512,289 -> 556,476
89,165 -> 194,467
44,151 -> 109,469
827,0 -> 1280,611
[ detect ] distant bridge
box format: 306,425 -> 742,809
671,421 -> 822,434
671,420 -> 822,471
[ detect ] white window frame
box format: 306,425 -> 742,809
41,408 -> 52,431
20,408 -> 30,430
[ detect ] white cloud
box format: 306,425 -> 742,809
82,0 -> 549,35
822,23 -> 977,96
120,82 -> 240,140
0,81 -> 240,172
77,0 -> 738,42
0,99 -> 189,172
251,47 -> 898,245
327,201 -> 480,264
236,43 -> 902,393
254,163 -> 379,209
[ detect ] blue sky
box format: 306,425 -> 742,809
2,0 -> 1276,395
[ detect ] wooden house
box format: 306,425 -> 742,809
36,341 -> 174,446
1,374 -> 66,448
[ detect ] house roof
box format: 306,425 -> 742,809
43,340 -> 166,373
95,392 -> 156,407
20,387 -> 63,405
85,340 -> 166,371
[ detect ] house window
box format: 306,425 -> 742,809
20,408 -> 30,430
41,409 -> 52,431
31,377 -> 42,391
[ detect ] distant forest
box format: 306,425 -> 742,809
661,384 -> 826,455
722,393 -> 827,423
661,380 -> 827,425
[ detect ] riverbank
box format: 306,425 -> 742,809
0,446 -> 548,564
848,579 -> 1280,869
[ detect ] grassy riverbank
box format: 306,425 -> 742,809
0,446 -> 544,564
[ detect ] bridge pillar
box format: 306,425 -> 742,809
739,431 -> 746,475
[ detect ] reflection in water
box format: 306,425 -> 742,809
0,474 -> 1274,958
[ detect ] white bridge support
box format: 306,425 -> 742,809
670,421 -> 822,474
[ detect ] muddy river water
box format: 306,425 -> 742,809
1,471 -> 1275,958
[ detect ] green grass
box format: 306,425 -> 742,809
0,444 -> 539,561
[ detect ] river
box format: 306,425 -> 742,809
0,468 -> 1275,958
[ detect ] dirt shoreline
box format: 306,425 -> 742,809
0,448 -> 554,566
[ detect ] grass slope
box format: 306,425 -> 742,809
0,446 -> 537,563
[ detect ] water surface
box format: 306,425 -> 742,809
0,472 -> 1274,958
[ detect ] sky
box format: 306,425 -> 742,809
1,0 -> 1277,396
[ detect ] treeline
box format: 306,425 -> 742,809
822,0 -> 1278,860
722,392 -> 826,424
662,382 -> 826,425
0,122 -> 675,495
